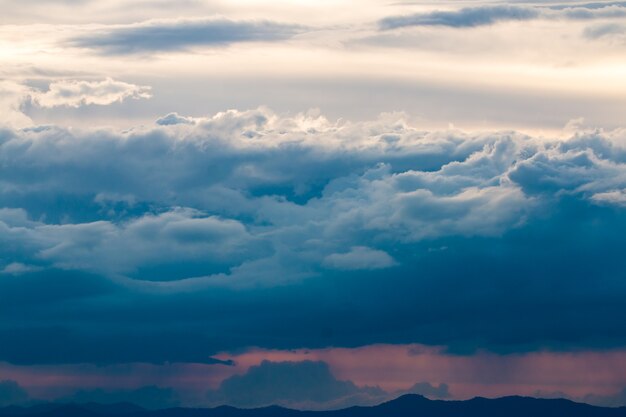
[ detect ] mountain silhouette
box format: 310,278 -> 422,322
1,394 -> 626,417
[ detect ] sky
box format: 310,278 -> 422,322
1,0 -> 626,411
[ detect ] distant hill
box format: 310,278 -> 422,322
1,394 -> 625,417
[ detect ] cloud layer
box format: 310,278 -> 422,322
1,107 -> 626,367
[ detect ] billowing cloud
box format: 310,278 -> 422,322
33,78 -> 151,108
0,78 -> 150,128
69,18 -> 304,54
0,208 -> 263,280
1,107 -> 626,367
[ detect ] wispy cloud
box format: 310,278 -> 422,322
379,2 -> 626,30
379,6 -> 540,29
69,18 -> 304,54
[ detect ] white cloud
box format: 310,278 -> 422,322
0,81 -> 34,128
0,262 -> 42,275
1,108 -> 626,286
34,78 -> 151,108
323,246 -> 397,270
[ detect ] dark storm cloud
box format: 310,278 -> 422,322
2,109 -> 626,364
69,18 -> 304,54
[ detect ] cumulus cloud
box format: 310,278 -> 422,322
156,112 -> 195,126
2,108 -> 626,364
0,108 -> 539,285
1,208 -> 263,281
0,78 -> 150,128
0,380 -> 30,407
69,18 -> 304,54
33,78 -> 151,108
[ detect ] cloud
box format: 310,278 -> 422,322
323,246 -> 397,270
379,6 -> 540,29
0,380 -> 30,407
591,189 -> 626,206
0,262 -> 42,275
33,78 -> 151,108
1,208 -> 264,281
62,386 -> 179,409
0,79 -> 150,128
69,18 -> 304,54
205,359 -> 454,410
583,22 -> 626,39
0,81 -> 34,128
2,108 -> 626,364
379,2 -> 626,30
156,112 -> 195,126
206,360 -> 387,409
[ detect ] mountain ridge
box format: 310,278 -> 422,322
2,394 -> 626,417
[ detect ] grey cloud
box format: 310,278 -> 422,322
379,6 -> 540,29
69,18 -> 304,54
583,22 -> 626,38
1,208 -> 265,281
379,2 -> 626,30
0,380 -> 30,407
